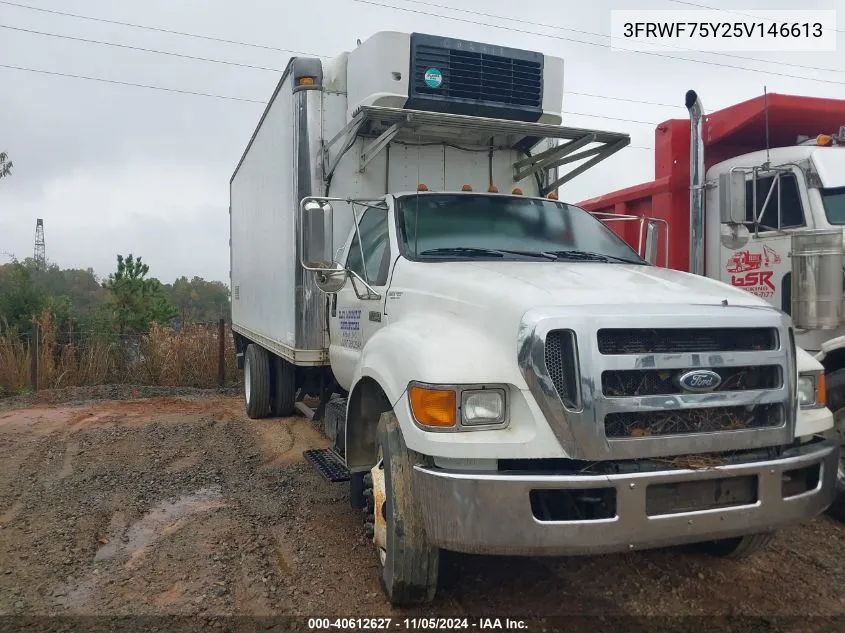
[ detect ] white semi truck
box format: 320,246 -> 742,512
580,91 -> 845,518
229,31 -> 837,604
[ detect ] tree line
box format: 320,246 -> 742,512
0,253 -> 230,339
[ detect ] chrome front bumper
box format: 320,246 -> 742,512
413,439 -> 838,556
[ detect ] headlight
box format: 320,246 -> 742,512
408,383 -> 509,431
798,372 -> 826,409
462,389 -> 506,426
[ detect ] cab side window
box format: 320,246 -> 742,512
745,172 -> 805,230
346,207 -> 391,286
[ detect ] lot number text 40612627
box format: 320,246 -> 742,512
307,617 -> 528,630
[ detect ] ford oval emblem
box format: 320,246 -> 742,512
678,369 -> 722,393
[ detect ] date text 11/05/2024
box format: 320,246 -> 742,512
307,618 -> 528,630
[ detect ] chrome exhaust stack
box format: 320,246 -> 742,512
686,90 -> 705,276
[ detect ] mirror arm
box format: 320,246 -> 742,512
347,269 -> 381,300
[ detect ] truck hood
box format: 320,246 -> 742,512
392,260 -> 771,309
382,258 -> 785,402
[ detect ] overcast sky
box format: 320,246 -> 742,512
1,0 -> 843,283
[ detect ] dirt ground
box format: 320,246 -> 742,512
2,387 -> 845,631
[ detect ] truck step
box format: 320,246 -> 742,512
303,448 -> 350,483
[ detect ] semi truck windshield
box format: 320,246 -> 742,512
396,194 -> 645,264
822,187 -> 845,225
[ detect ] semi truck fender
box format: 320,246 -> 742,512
814,336 -> 845,372
343,314 -> 531,471
795,346 -> 834,438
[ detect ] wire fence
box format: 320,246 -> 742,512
0,318 -> 241,396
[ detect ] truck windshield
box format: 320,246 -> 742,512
821,187 -> 845,225
396,194 -> 645,264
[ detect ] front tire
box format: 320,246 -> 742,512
823,368 -> 845,521
244,344 -> 270,419
371,411 -> 439,605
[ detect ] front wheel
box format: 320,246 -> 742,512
368,411 -> 439,605
823,369 -> 845,521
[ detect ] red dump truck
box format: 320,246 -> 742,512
579,90 -> 845,516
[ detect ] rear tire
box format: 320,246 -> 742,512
270,355 -> 296,417
244,344 -> 270,419
372,411 -> 439,605
700,532 -> 774,559
823,369 -> 845,522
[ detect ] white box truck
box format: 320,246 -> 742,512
229,31 -> 837,604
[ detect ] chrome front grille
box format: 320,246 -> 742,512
518,305 -> 796,461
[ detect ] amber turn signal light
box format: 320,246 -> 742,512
409,386 -> 457,428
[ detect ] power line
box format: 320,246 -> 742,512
413,0 -> 845,75
1,61 -> 661,127
568,91 -> 681,109
564,112 -> 657,126
4,0 -> 844,89
0,63 -> 265,103
0,0 -> 753,114
0,0 -> 328,57
666,0 -> 845,35
0,24 -> 282,72
353,0 -> 845,86
0,18 -> 688,112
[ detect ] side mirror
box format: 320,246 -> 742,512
300,199 -> 334,270
719,171 -> 746,224
315,262 -> 348,294
643,220 -> 659,265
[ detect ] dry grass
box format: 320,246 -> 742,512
0,330 -> 28,395
0,313 -> 240,396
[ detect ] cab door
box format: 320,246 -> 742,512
328,202 -> 394,392
719,168 -> 814,313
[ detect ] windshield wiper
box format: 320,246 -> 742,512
419,247 -> 555,259
419,247 -> 504,258
543,250 -> 644,264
